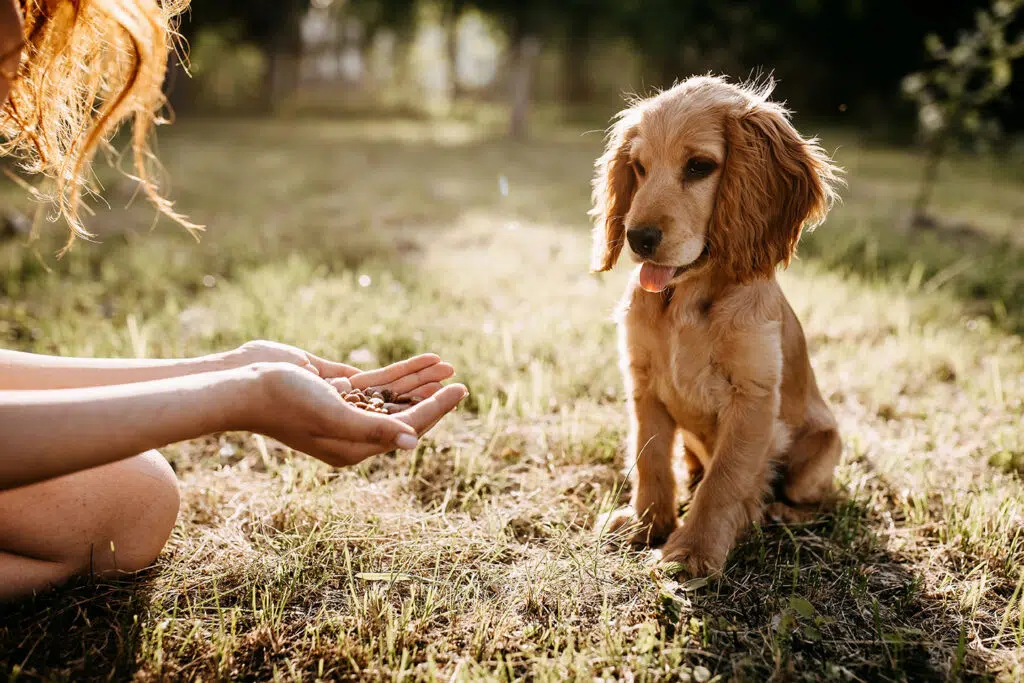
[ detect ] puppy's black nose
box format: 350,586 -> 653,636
626,226 -> 662,259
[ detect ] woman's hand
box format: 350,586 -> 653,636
223,341 -> 454,399
242,362 -> 468,467
222,340 -> 358,377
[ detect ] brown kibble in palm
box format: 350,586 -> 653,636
340,387 -> 418,415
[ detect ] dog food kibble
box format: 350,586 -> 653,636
340,387 -> 424,415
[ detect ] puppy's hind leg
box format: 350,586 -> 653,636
782,426 -> 840,507
681,431 -> 708,495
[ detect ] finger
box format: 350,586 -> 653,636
400,384 -> 468,435
348,354 -> 442,388
395,384 -> 468,435
401,382 -> 443,399
415,398 -> 461,435
324,402 -> 419,450
329,377 -> 353,393
306,353 -> 360,379
301,362 -> 321,377
368,362 -> 454,397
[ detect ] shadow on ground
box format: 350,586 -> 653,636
650,471 -> 992,680
0,573 -> 158,681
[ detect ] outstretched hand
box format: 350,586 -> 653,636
224,340 -> 454,399
243,363 -> 467,467
228,341 -> 465,467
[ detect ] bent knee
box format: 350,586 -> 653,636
100,451 -> 180,572
62,451 -> 181,575
124,450 -> 180,503
0,452 -> 180,597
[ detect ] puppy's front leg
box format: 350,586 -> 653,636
600,390 -> 678,546
662,391 -> 775,575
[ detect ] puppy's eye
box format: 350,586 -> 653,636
685,158 -> 717,179
631,160 -> 646,179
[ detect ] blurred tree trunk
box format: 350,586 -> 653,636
444,0 -> 466,100
912,139 -> 946,227
261,11 -> 303,111
563,20 -> 591,105
912,98 -> 964,226
508,25 -> 540,139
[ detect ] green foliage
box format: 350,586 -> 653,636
903,0 -> 1024,150
903,0 -> 1024,217
188,26 -> 268,110
183,0 -> 310,48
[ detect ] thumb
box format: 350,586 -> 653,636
331,404 -> 419,451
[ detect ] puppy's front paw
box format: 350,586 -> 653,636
765,501 -> 818,524
660,526 -> 728,577
596,506 -> 677,547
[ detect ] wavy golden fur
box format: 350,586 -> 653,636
592,76 -> 845,576
0,0 -> 197,250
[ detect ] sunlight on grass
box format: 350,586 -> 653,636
1,118 -> 1022,681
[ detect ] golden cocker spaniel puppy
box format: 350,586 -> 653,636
592,76 -> 844,575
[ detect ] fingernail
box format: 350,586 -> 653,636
396,433 -> 419,450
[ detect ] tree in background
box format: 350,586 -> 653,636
165,0 -> 1022,142
467,0 -> 550,138
346,0 -> 418,63
439,0 -> 467,99
176,0 -> 310,110
550,0 -> 630,105
177,0 -> 419,112
903,0 -> 1024,223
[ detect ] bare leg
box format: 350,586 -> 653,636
0,450 -> 180,601
599,392 -> 678,546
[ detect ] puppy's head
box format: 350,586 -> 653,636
590,76 -> 842,290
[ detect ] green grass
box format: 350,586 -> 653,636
1,117 -> 1023,681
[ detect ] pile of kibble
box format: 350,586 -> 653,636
340,387 -> 423,415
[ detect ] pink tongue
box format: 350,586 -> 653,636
639,263 -> 677,293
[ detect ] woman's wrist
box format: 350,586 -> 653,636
202,362 -> 271,433
214,361 -> 307,434
190,350 -> 243,375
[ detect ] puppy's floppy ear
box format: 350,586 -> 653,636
709,99 -> 843,282
590,109 -> 640,272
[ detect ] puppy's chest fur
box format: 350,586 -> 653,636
617,283 -> 733,440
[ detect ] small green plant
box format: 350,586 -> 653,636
902,0 -> 1024,222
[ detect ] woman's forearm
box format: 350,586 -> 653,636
0,368 -> 253,490
0,349 -> 232,390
